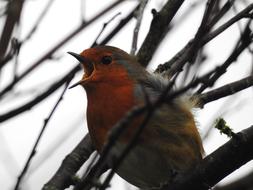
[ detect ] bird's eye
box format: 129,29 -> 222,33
101,56 -> 112,65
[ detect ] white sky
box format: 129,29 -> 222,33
0,0 -> 253,189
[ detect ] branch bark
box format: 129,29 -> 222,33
42,134 -> 94,190
155,3 -> 253,76
162,125 -> 253,190
0,0 -> 24,69
0,66 -> 79,123
197,75 -> 253,107
14,80 -> 71,190
137,0 -> 185,67
214,171 -> 253,190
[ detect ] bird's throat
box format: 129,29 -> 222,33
85,80 -> 136,151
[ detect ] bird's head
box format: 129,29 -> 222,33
68,46 -> 145,89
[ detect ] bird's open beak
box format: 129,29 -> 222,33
68,51 -> 94,89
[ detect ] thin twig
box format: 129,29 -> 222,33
130,0 -> 148,55
197,75 -> 253,107
202,3 -> 253,44
27,115 -> 82,177
13,79 -> 71,190
197,23 -> 252,93
91,12 -> 121,47
23,0 -> 56,42
0,67 -> 79,123
207,0 -> 236,27
99,4 -> 140,45
155,3 -> 253,76
185,0 -> 217,64
0,77 -> 59,105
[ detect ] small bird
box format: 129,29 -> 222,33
68,46 -> 204,189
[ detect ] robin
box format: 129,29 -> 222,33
68,46 -> 204,189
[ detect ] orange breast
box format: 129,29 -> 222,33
85,76 -> 137,151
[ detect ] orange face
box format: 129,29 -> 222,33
69,46 -> 136,89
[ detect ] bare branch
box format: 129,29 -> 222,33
155,3 -> 253,76
14,79 -> 71,190
23,0 -> 56,42
197,75 -> 253,107
99,4 -> 140,45
130,0 -> 148,55
137,0 -> 185,67
214,171 -> 253,190
197,23 -> 253,93
207,0 -> 236,27
91,12 -> 121,47
0,66 -> 79,123
0,38 -> 20,67
43,134 -> 95,190
203,3 -> 253,44
0,0 -> 24,69
161,125 -> 253,190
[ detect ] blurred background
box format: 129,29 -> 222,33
0,0 -> 253,189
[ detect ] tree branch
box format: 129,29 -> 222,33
161,125 -> 253,190
155,3 -> 253,76
202,3 -> 253,44
98,4 -> 140,46
22,0 -> 56,42
214,171 -> 253,190
197,23 -> 253,93
130,0 -> 148,55
0,66 -> 79,123
42,134 -> 95,190
91,12 -> 121,47
0,0 -> 24,69
197,75 -> 253,107
14,79 -> 71,190
137,0 -> 185,67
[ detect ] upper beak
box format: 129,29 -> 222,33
68,80 -> 82,89
68,52 -> 87,63
68,51 -> 94,89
